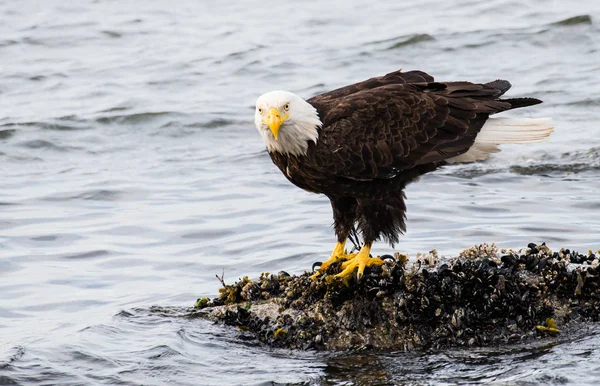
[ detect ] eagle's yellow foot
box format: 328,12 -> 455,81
310,240 -> 351,279
335,244 -> 383,281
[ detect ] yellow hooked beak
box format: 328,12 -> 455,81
264,107 -> 289,140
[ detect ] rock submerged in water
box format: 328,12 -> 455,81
195,243 -> 600,350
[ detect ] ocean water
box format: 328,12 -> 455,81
1,0 -> 600,384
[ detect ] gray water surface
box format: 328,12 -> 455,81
2,1 -> 600,384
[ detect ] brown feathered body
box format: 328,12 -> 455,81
267,70 -> 543,247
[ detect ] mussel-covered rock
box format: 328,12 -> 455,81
196,243 -> 600,350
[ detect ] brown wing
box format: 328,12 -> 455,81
306,70 -> 541,181
308,69 -> 434,104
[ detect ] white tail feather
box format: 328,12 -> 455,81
447,117 -> 554,164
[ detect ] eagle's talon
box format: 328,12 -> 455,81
309,256 -> 346,279
334,244 -> 384,280
309,240 -> 351,280
380,254 -> 395,262
312,262 -> 323,272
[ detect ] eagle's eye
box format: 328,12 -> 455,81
258,107 -> 263,114
283,103 -> 290,112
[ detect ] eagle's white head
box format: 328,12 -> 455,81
255,91 -> 322,156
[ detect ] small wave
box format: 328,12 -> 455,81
31,235 -> 58,241
511,163 -> 600,175
299,82 -> 326,92
62,250 -> 110,260
443,165 -> 503,179
96,112 -> 179,125
181,229 -> 236,240
459,40 -> 496,50
560,147 -> 600,162
117,306 -> 201,321
0,153 -> 43,162
67,349 -> 119,368
550,15 -> 592,27
229,150 -> 268,163
157,117 -> 239,135
42,189 -> 123,202
101,30 -> 122,38
386,34 -> 435,50
0,39 -> 18,47
40,123 -> 89,131
1,346 -> 25,367
2,120 -> 88,131
225,45 -> 265,60
20,37 -> 44,46
197,118 -> 237,129
564,98 -> 600,107
143,345 -> 182,360
0,129 -> 16,139
97,106 -> 130,113
448,147 -> 600,178
73,189 -> 122,201
43,123 -> 89,131
18,139 -> 67,151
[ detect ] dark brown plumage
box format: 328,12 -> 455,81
267,69 -> 543,251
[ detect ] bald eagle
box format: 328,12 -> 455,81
254,70 -> 553,280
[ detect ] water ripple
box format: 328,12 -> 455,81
385,33 -> 436,50
2,0 -> 600,384
96,112 -> 180,125
0,129 -> 16,139
16,139 -> 83,152
551,15 -> 593,26
61,250 -> 111,260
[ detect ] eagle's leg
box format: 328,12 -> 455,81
309,239 -> 350,279
333,195 -> 406,280
334,243 -> 383,281
310,196 -> 359,279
